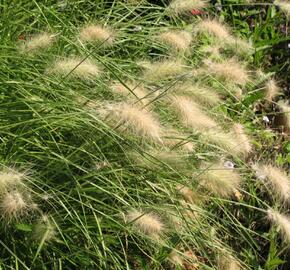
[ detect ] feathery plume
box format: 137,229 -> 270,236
1,191 -> 28,220
265,79 -> 280,100
176,184 -> 195,203
0,168 -> 24,193
172,83 -> 221,107
79,24 -> 115,45
33,215 -> 56,243
227,37 -> 254,55
217,252 -> 242,270
201,44 -> 222,59
169,251 -> 184,267
48,57 -> 101,80
168,0 -> 208,15
275,0 -> 290,17
157,30 -> 193,52
196,19 -> 231,40
204,59 -> 249,86
268,209 -> 290,244
100,102 -> 163,143
125,210 -> 164,237
131,149 -> 190,173
202,130 -> 245,156
254,164 -> 290,203
19,32 -> 56,53
198,163 -> 241,198
232,123 -> 252,155
277,101 -> 290,131
163,129 -> 195,152
140,59 -> 186,82
110,81 -> 149,104
170,95 -> 218,131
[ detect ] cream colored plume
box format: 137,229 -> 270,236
0,168 -> 24,193
254,164 -> 290,203
125,209 -> 164,237
79,24 -> 115,45
202,130 -> 246,156
140,59 -> 186,82
48,57 -> 101,80
268,209 -> 290,244
233,123 -> 252,155
100,102 -> 163,143
275,0 -> 290,17
204,59 -> 249,86
19,32 -> 56,53
217,252 -> 243,270
170,95 -> 218,131
1,191 -> 28,220
168,0 -> 208,14
265,79 -> 280,101
277,101 -> 290,131
110,81 -> 149,104
196,19 -> 231,40
171,83 -> 221,107
198,163 -> 241,198
157,30 -> 193,52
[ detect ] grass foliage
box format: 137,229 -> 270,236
0,0 -> 289,269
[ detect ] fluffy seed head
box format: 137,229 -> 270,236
176,185 -> 196,204
198,163 -> 241,198
140,59 -> 186,82
233,123 -> 252,155
172,83 -> 221,107
277,101 -> 290,131
162,128 -> 195,152
79,24 -> 115,45
254,164 -> 290,203
268,209 -> 290,244
196,19 -> 231,40
33,215 -> 56,243
168,0 -> 208,14
275,0 -> 290,17
217,253 -> 242,270
48,57 -> 101,80
126,210 -> 164,237
171,95 -> 218,131
169,251 -> 184,267
1,191 -> 28,220
202,130 -> 245,156
19,32 -> 56,53
0,168 -> 24,193
110,81 -> 149,104
265,79 -> 280,100
101,102 -> 163,143
157,30 -> 193,52
204,59 -> 249,86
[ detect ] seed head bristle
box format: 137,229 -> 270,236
268,209 -> 290,244
1,191 -> 28,220
171,95 -> 218,131
48,57 -> 101,80
100,102 -> 163,143
79,24 -> 115,45
198,163 -> 241,198
19,32 -> 56,53
204,59 -> 249,86
254,164 -> 290,203
168,0 -> 208,15
126,210 -> 164,237
274,0 -> 290,17
140,59 -> 186,82
265,79 -> 280,100
157,30 -> 193,52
